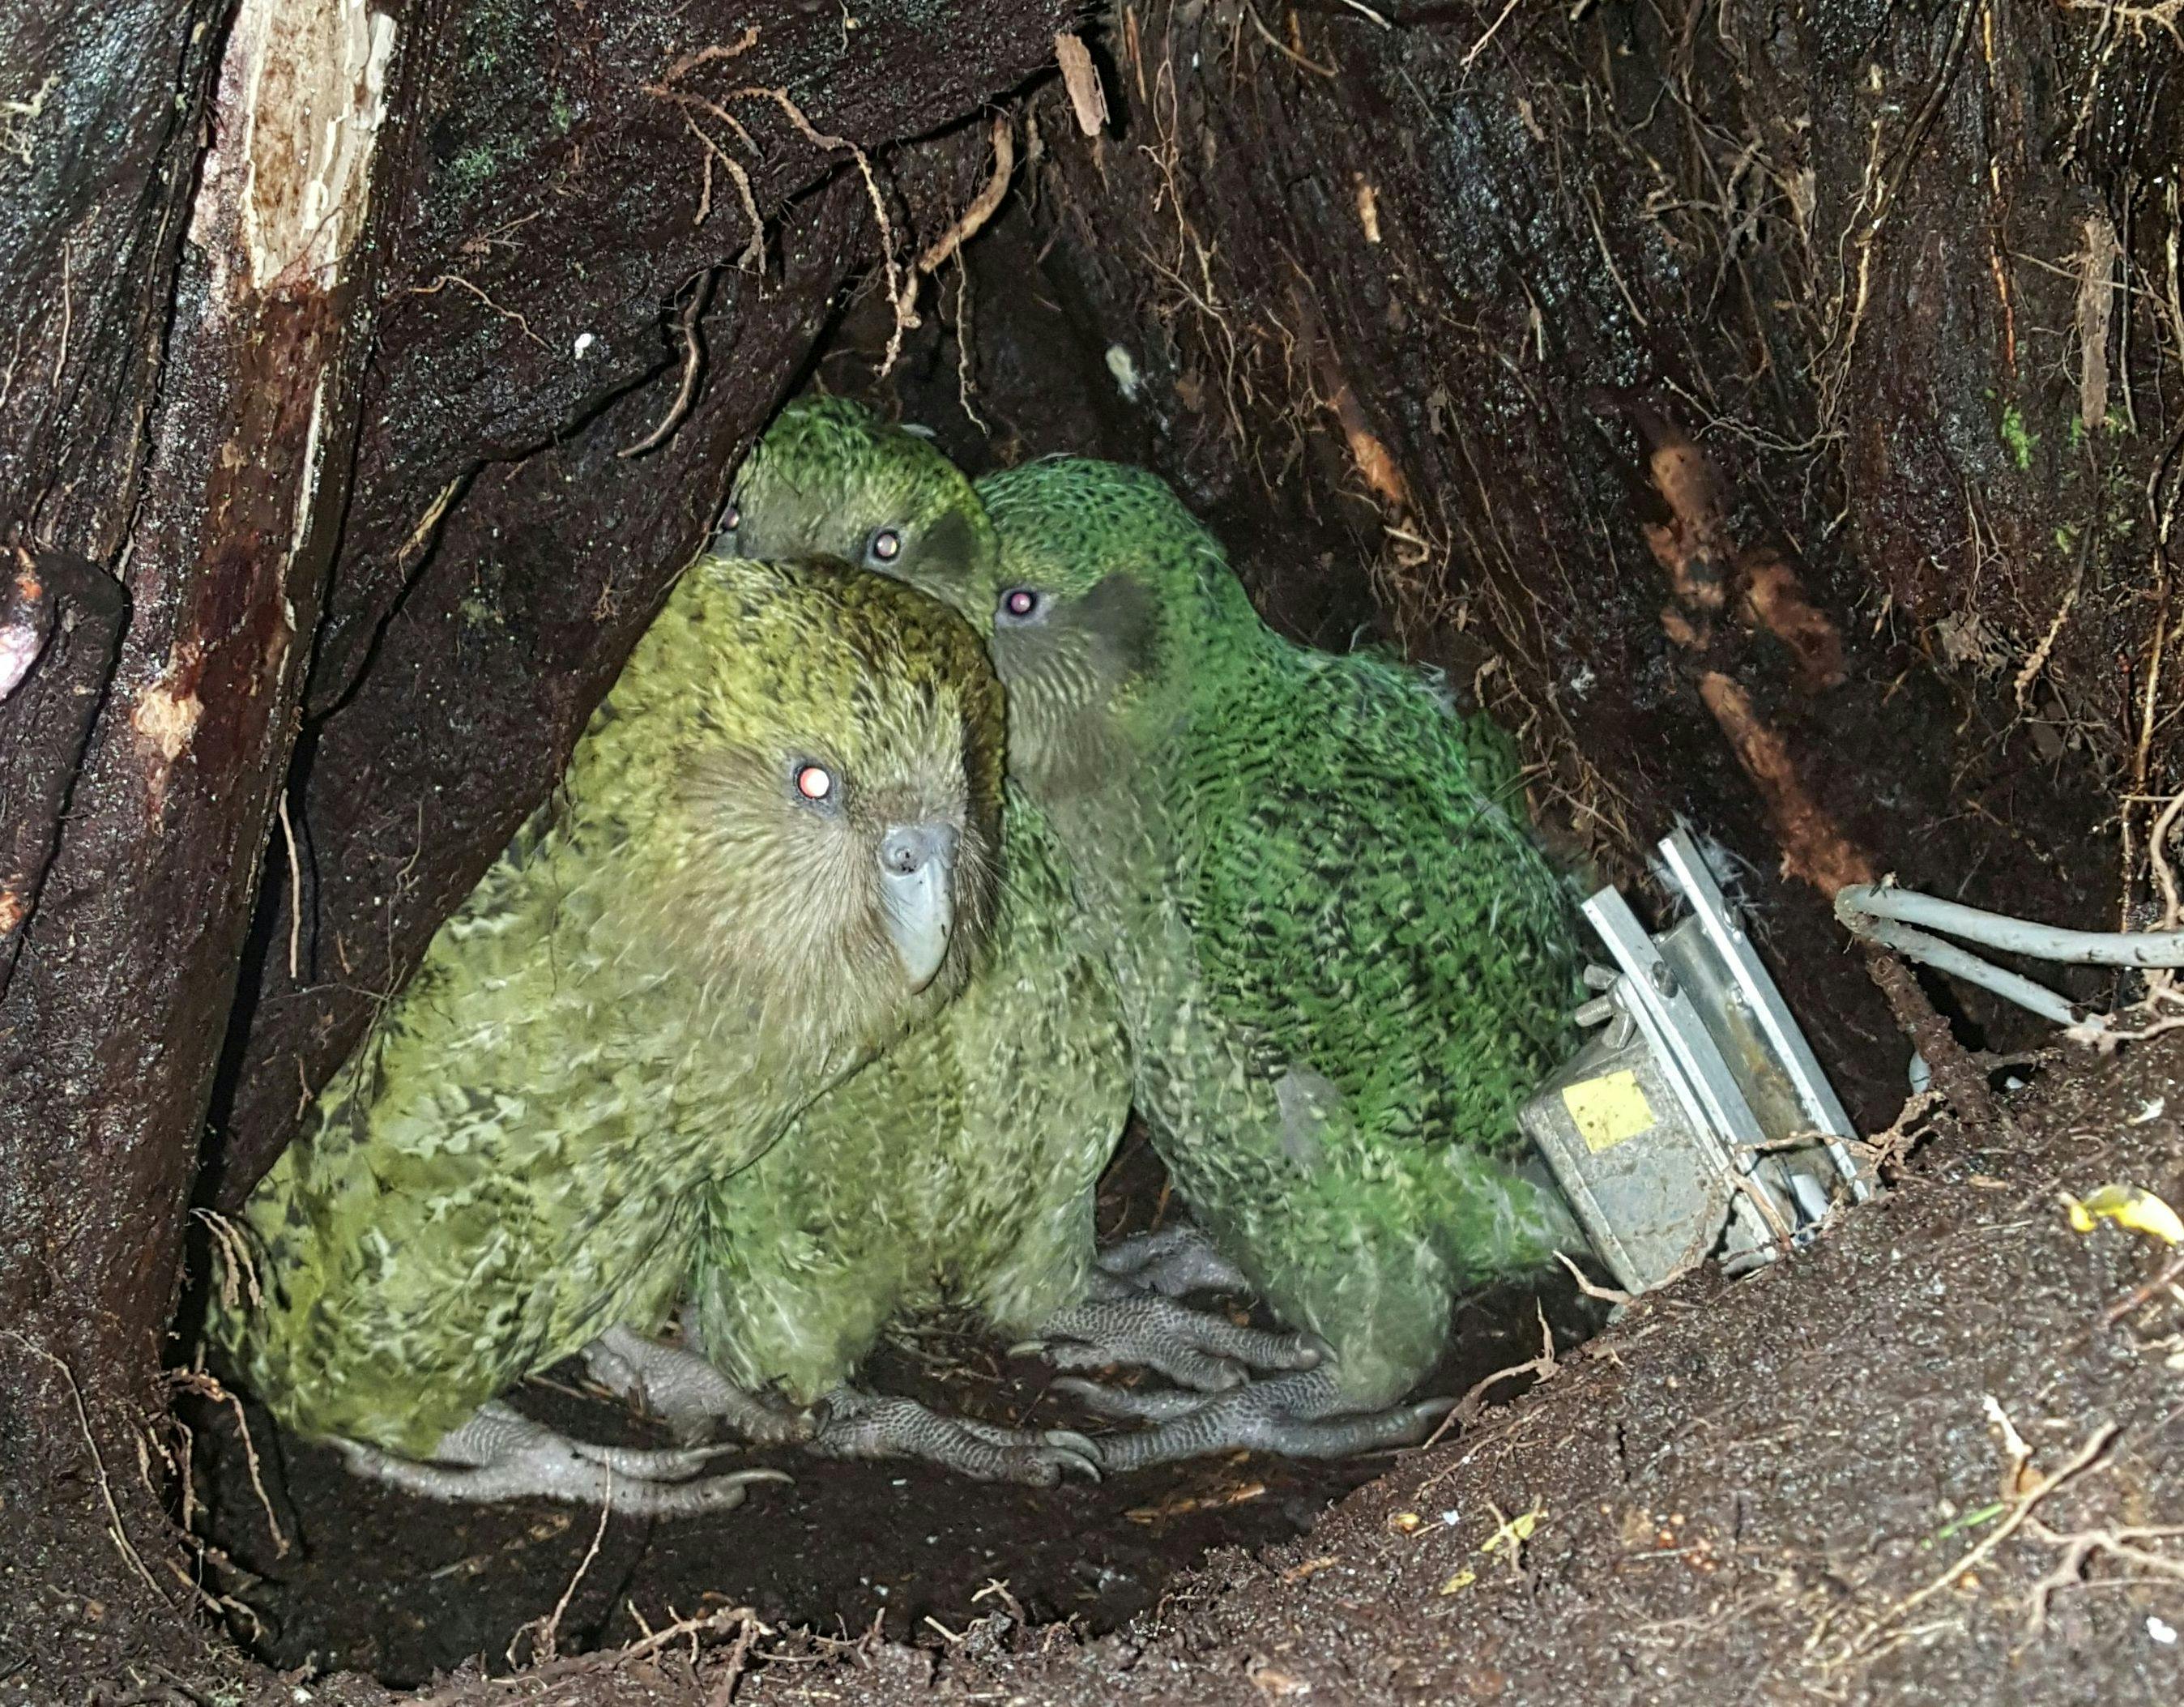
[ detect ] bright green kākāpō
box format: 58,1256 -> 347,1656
728,399 -> 1589,1468
207,556 -> 1009,1510
680,411 -> 1329,1484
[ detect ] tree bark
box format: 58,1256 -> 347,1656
0,0 -> 1075,1512
875,0 -> 2182,1124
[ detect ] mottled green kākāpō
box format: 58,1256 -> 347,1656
727,399 -> 1589,1467
969,461 -> 1589,1420
207,557 -> 1009,1509
685,408 -> 1327,1483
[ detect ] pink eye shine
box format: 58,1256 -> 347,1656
1004,589 -> 1037,617
796,763 -> 834,800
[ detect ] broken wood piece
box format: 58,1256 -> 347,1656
1055,33 -> 1108,136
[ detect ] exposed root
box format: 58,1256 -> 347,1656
407,273 -> 547,349
1426,1300 -> 1559,1448
168,1366 -> 286,1560
916,114 -> 1015,276
511,1495 -> 612,1666
1699,672 -> 1873,895
275,790 -> 302,982
1843,1413 -> 2116,1660
740,86 -> 915,374
6,1333 -> 169,1605
617,269 -> 714,459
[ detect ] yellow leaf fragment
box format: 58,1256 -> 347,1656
1481,1504 -> 1542,1554
1440,1567 -> 1478,1594
2063,1184 -> 2184,1245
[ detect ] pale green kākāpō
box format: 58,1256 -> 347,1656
726,398 -> 1589,1469
685,412 -> 1329,1485
207,556 -> 1010,1513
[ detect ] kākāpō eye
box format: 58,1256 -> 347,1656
794,762 -> 835,802
998,587 -> 1041,621
723,501 -> 741,531
867,527 -> 903,564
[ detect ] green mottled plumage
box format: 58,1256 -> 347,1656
208,557 -> 1006,1458
729,399 -> 1585,1410
688,789 -> 1128,1402
974,459 -> 1587,1402
698,408 -> 1130,1403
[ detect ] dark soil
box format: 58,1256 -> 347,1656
184,1134 -> 1603,1689
18,1017 -> 2184,1707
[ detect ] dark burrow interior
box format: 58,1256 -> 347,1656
173,174 -> 2107,1687
177,217 -> 1629,1687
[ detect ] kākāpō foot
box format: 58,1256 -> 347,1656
802,1387 -> 1101,1484
334,1399 -> 793,1514
582,1324 -> 816,1445
1057,1366 -> 1451,1471
1017,1295 -> 1324,1393
1090,1223 -> 1254,1298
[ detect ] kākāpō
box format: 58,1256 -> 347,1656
208,556 -> 1013,1513
670,415 -> 1326,1485
723,399 -> 1588,1469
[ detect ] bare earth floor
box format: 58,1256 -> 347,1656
9,1035 -> 2184,1705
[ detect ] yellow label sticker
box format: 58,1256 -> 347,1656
1561,1071 -> 1655,1153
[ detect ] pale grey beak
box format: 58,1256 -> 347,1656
878,822 -> 960,991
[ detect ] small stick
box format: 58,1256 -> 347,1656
1851,1419 -> 2116,1654
618,271 -> 714,460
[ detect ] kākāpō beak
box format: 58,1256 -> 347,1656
877,820 -> 958,989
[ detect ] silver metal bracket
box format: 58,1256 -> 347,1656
1521,829 -> 1870,1295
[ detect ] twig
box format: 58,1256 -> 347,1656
706,1612 -> 764,1706
1462,0 -> 1526,67
1849,1419 -> 2117,1655
618,271 -> 714,459
276,791 -> 302,982
2104,1250 -> 2184,1325
915,114 -> 1014,275
516,1494 -> 612,1666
